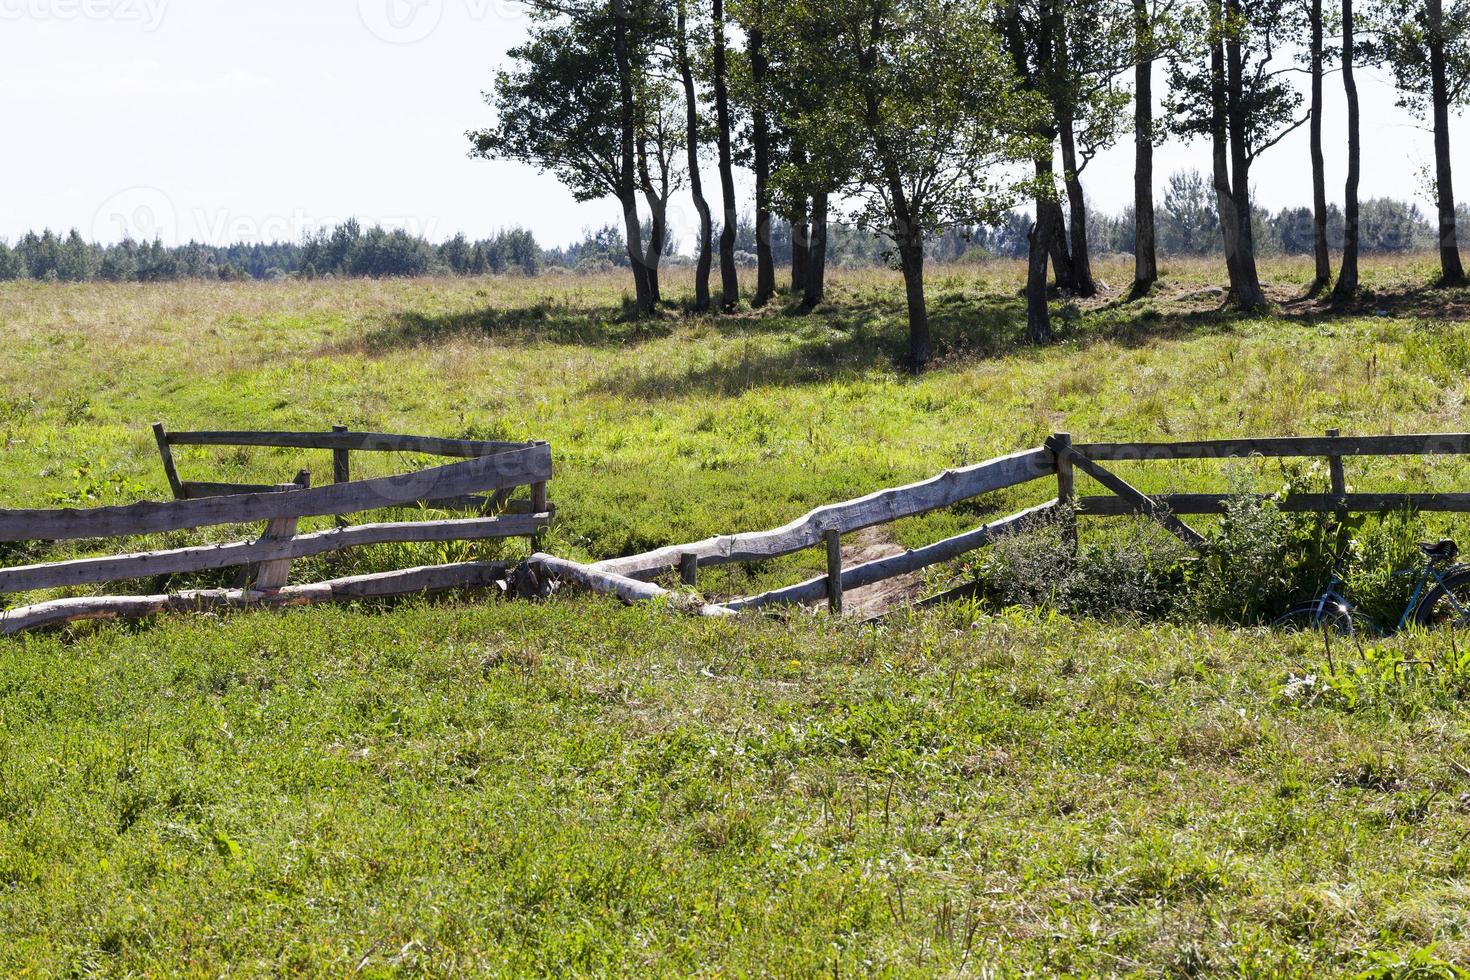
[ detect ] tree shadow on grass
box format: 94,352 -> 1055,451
329,298 -> 677,355
588,289 -> 1244,401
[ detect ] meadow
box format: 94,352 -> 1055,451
6,254 -> 1470,974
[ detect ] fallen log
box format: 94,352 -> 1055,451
519,553 -> 735,617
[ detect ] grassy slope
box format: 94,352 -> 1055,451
5,255 -> 1470,973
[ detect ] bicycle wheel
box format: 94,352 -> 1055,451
1415,568 -> 1470,629
1273,604 -> 1377,638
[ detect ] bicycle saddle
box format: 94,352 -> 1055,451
1419,539 -> 1460,564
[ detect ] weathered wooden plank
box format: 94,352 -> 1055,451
0,561 -> 511,636
1053,432 -> 1078,552
182,481 -> 301,499
721,501 -> 1058,612
521,553 -> 734,617
0,515 -> 550,595
1074,433 -> 1470,461
1078,493 -> 1470,516
166,430 -> 538,458
254,472 -> 310,591
332,425 -> 352,484
324,561 -> 509,599
153,423 -> 184,499
1326,428 -> 1348,517
332,424 -> 352,529
593,446 -> 1055,580
1053,441 -> 1206,549
0,443 -> 553,542
824,529 -> 844,615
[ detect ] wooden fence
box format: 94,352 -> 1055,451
0,426 -> 553,635
522,429 -> 1470,617
8,426 -> 1470,634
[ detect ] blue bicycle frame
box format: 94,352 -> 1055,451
1392,564 -> 1470,631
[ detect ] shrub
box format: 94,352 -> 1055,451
977,510 -> 1190,621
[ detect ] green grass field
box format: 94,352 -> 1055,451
6,255 -> 1470,974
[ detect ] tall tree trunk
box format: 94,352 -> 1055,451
803,191 -> 828,308
1053,1 -> 1094,298
1209,20 -> 1243,299
636,134 -> 666,304
712,0 -> 741,310
1047,195 -> 1075,289
749,5 -> 776,307
1333,0 -> 1361,304
1131,0 -> 1158,299
1225,0 -> 1266,310
613,0 -> 652,313
1036,156 -> 1075,291
792,177 -> 811,294
677,0 -> 713,312
1429,0 -> 1466,285
1026,222 -> 1052,343
1308,0 -> 1332,295
1058,114 -> 1096,297
898,236 -> 931,369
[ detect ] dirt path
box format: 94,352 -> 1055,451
838,526 -> 931,619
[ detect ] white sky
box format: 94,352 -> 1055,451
0,0 -> 1464,251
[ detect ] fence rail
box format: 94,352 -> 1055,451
10,426 -> 1470,634
1,426 -> 554,635
0,444 -> 552,542
531,428 -> 1470,619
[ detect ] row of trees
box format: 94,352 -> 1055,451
475,0 -> 1470,368
2,188 -> 1451,285
0,224 -> 543,283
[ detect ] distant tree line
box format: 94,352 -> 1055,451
0,223 -> 544,283
471,0 -> 1470,369
2,183 -> 1454,286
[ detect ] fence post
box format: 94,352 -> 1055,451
679,552 -> 699,588
529,480 -> 550,553
152,423 -> 185,500
332,425 -> 350,528
824,529 -> 844,616
1053,431 -> 1078,552
1326,428 -> 1347,519
254,470 -> 310,592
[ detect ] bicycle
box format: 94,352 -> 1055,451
1273,539 -> 1470,636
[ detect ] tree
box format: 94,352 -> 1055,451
734,0 -> 779,305
1132,0 -> 1163,297
636,73 -> 684,303
1160,169 -> 1221,253
1166,0 -> 1305,310
471,7 -> 656,311
675,0 -> 715,310
764,0 -> 848,308
712,0 -> 742,309
783,0 -> 1043,367
1003,0 -> 1075,312
1370,0 -> 1470,284
1303,0 -> 1336,294
1332,0 -> 1363,303
1052,0 -> 1133,298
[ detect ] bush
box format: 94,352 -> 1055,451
1185,468 -> 1342,625
978,509 -> 1190,621
976,463 -> 1429,629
